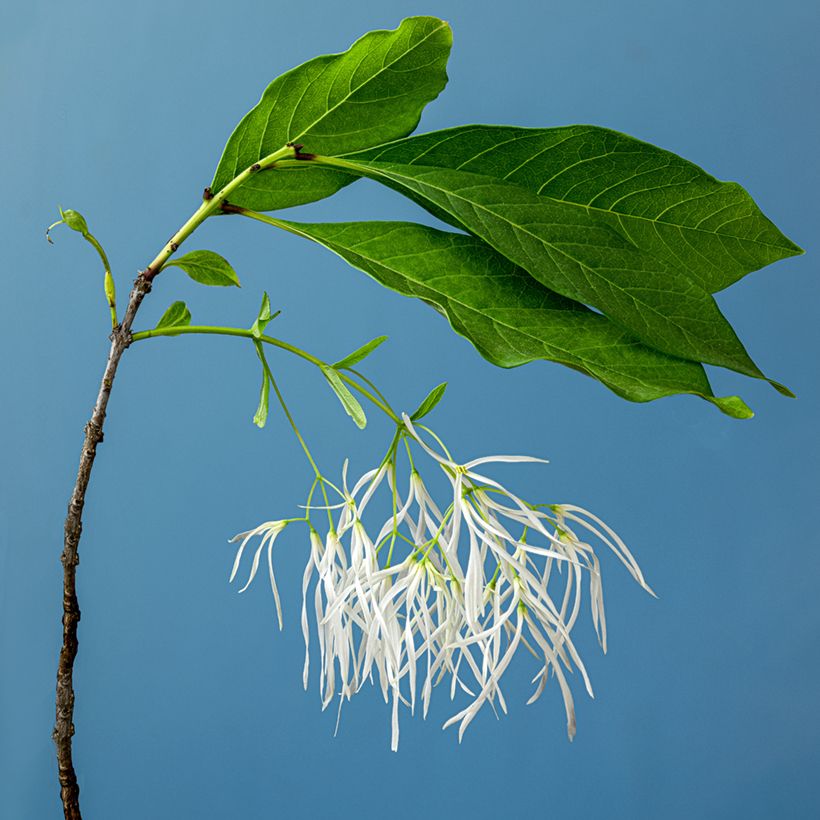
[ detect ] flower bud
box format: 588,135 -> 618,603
104,270 -> 116,310
59,208 -> 89,235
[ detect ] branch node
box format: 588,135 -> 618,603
286,141 -> 315,160
84,420 -> 104,444
220,201 -> 245,216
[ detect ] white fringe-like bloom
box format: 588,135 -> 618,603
228,520 -> 288,628
229,416 -> 654,750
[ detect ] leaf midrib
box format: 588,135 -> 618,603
318,231 -> 686,389
355,161 -> 707,346
354,127 -> 791,252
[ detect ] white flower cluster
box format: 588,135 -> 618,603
230,416 -> 653,750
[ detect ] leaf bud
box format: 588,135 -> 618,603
59,208 -> 89,235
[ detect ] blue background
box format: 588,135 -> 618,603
2,1 -> 818,818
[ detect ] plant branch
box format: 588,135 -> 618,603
51,147 -> 319,817
130,325 -> 400,422
54,273 -> 152,820
54,141 -> 303,819
143,144 -> 296,280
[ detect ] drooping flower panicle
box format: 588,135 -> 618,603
229,415 -> 653,750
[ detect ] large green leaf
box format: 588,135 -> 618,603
273,218 -> 753,418
210,16 -> 451,211
344,125 -> 802,293
314,155 -> 785,392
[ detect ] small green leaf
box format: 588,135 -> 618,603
252,342 -> 271,428
165,250 -> 240,287
210,16 -> 452,211
59,208 -> 89,235
321,366 -> 366,429
154,301 -> 192,331
713,395 -> 754,420
411,383 -> 448,420
253,370 -> 271,428
251,291 -> 278,338
333,336 -> 388,369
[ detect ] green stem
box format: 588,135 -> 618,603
254,341 -> 321,477
222,207 -> 310,238
384,451 -> 400,569
254,341 -> 338,530
86,234 -> 117,329
84,232 -> 111,277
131,325 -> 399,423
208,206 -> 404,423
143,144 -> 296,277
347,367 -> 394,414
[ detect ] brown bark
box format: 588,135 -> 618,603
54,273 -> 153,819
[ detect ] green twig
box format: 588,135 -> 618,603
131,325 -> 400,423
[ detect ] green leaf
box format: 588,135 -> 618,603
210,16 -> 452,211
253,371 -> 271,428
333,336 -> 388,369
154,301 -> 192,331
253,343 -> 271,428
251,291 -> 278,338
324,155 -> 786,393
165,250 -> 240,287
276,219 -> 753,418
411,382 -> 448,420
347,125 -> 803,293
321,365 -> 367,429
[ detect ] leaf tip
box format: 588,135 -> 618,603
781,235 -> 805,258
711,395 -> 754,420
770,380 -> 796,399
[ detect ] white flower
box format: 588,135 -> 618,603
231,417 -> 653,750
399,415 -> 649,741
228,520 -> 288,628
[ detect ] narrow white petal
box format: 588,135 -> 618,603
237,543 -> 265,593
464,454 -> 549,469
